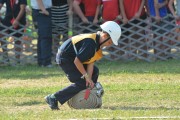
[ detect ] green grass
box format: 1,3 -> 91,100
0,59 -> 180,119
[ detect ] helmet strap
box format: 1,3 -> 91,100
99,37 -> 111,47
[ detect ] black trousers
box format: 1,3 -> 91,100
32,8 -> 52,66
54,57 -> 99,105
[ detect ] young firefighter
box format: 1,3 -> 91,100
45,21 -> 121,110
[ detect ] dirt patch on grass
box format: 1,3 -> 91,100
2,105 -> 47,113
0,79 -> 68,88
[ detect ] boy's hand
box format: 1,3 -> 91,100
40,9 -> 49,16
155,15 -> 161,22
85,75 -> 94,89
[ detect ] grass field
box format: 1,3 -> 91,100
0,59 -> 180,120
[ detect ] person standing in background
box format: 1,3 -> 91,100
73,0 -> 101,33
99,0 -> 122,59
169,0 -> 180,25
31,0 -> 53,67
100,0 -> 121,22
73,0 -> 101,24
0,0 -> 27,65
169,0 -> 180,44
51,0 -> 73,55
119,0 -> 148,59
146,0 -> 173,60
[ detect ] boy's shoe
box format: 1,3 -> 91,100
45,94 -> 59,110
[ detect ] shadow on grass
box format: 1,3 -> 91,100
14,100 -> 43,106
0,65 -> 64,80
98,59 -> 180,74
0,73 -> 62,80
102,106 -> 180,111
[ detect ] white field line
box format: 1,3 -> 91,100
68,116 -> 180,120
125,116 -> 180,119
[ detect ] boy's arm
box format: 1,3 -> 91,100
117,0 -> 122,21
36,0 -> 49,15
74,57 -> 94,88
154,0 -> 161,22
156,0 -> 168,8
145,0 -> 150,16
93,3 -> 101,24
73,0 -> 89,23
12,4 -> 26,28
134,0 -> 145,18
119,0 -> 128,24
168,0 -> 176,17
15,4 -> 26,22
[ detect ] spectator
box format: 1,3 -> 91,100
51,0 -> 73,55
146,0 -> 173,60
73,0 -> 100,24
119,0 -> 148,60
0,0 -> 27,64
100,0 -> 122,59
73,0 -> 101,33
100,0 -> 121,22
168,0 -> 180,44
31,0 -> 53,67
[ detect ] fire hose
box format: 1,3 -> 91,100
67,82 -> 104,109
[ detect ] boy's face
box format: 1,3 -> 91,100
100,33 -> 113,48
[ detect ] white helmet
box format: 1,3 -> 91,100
100,21 -> 121,45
